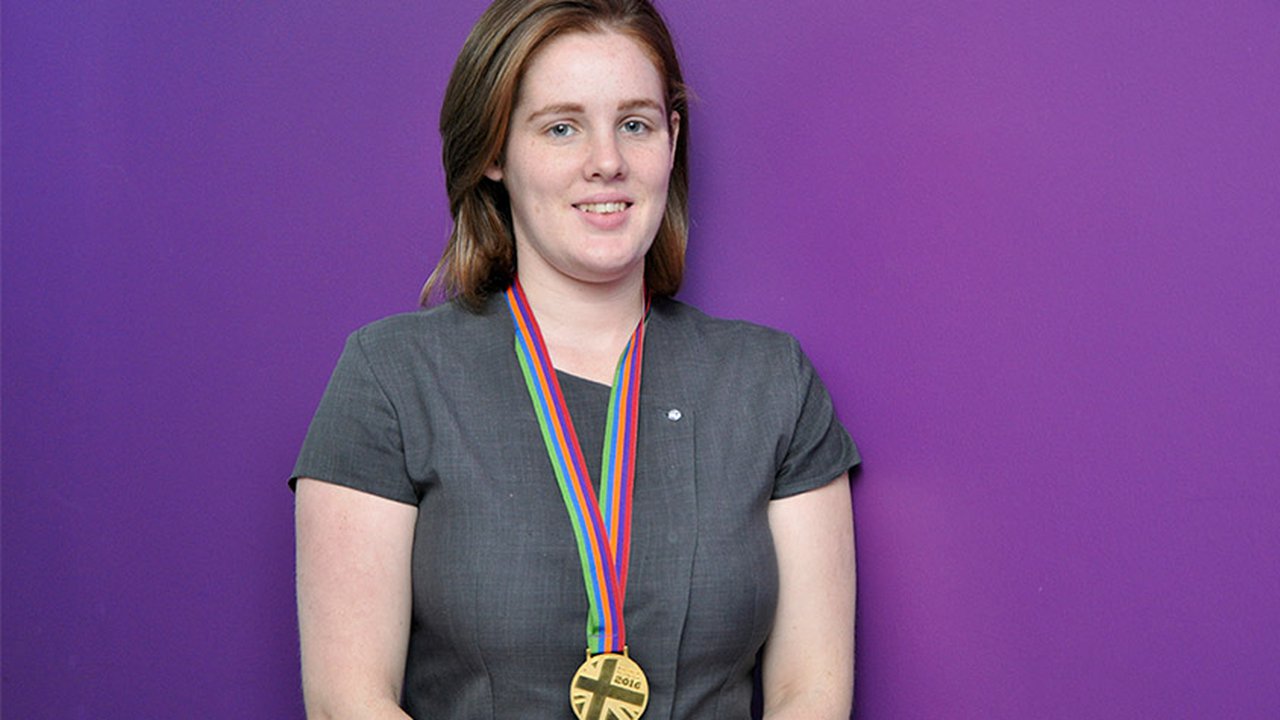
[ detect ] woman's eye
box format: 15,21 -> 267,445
621,120 -> 649,135
548,123 -> 575,138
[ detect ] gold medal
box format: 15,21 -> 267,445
570,650 -> 649,720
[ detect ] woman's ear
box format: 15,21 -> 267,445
484,162 -> 504,182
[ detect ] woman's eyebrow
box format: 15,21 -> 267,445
526,103 -> 586,122
618,98 -> 663,114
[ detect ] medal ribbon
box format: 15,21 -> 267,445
506,279 -> 648,655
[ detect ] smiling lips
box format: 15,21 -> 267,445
573,200 -> 633,230
574,201 -> 632,214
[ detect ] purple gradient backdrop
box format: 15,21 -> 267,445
3,2 -> 1277,718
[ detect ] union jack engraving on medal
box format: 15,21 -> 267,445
570,652 -> 649,720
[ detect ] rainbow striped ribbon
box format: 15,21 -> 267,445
506,279 -> 648,655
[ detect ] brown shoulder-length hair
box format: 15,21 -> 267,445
420,0 -> 690,309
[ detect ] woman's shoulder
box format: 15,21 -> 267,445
648,297 -> 814,393
342,298 -> 508,365
652,296 -> 802,355
352,300 -> 471,338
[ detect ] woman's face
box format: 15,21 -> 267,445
487,30 -> 679,291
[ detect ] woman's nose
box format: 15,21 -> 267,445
585,131 -> 627,180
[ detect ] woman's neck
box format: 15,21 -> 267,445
518,271 -> 646,385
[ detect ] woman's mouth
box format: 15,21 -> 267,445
574,202 -> 631,214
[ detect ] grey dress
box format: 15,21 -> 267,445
292,295 -> 859,719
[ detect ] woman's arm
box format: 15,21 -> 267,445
761,473 -> 856,720
295,478 -> 418,720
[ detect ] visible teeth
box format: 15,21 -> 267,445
577,202 -> 628,214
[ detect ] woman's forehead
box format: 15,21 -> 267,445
515,30 -> 666,113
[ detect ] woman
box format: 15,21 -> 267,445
293,1 -> 858,718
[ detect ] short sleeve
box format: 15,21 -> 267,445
290,329 -> 419,505
772,339 -> 861,499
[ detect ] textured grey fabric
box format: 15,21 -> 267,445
555,372 -> 610,490
292,295 -> 859,719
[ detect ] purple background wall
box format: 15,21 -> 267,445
3,2 -> 1277,717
